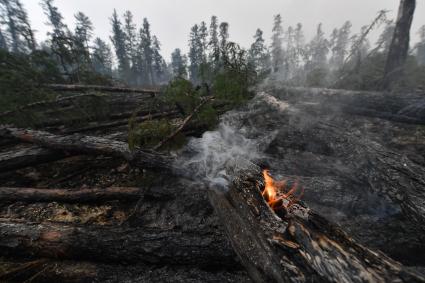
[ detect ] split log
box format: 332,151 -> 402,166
209,169 -> 425,283
0,187 -> 142,203
0,219 -> 235,267
47,84 -> 159,96
0,127 -> 174,172
153,97 -> 213,150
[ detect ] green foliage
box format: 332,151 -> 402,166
128,118 -> 175,150
0,49 -> 60,112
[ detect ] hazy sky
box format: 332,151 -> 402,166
25,0 -> 424,61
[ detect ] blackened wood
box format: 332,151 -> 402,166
0,219 -> 235,266
209,171 -> 425,283
0,187 -> 142,203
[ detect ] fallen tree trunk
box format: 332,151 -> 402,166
209,169 -> 425,283
0,146 -> 67,172
0,219 -> 235,267
0,187 -> 143,203
0,94 -> 106,119
62,110 -> 180,135
47,84 -> 159,96
0,127 -> 174,172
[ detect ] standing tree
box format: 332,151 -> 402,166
73,11 -> 93,76
42,0 -> 74,79
219,22 -> 229,64
152,35 -> 166,83
248,28 -> 271,77
139,18 -> 154,85
383,0 -> 416,89
329,21 -> 352,70
270,14 -> 284,73
376,22 -> 395,54
92,37 -> 113,76
171,48 -> 187,78
209,16 -> 220,68
123,10 -> 138,84
416,25 -> 425,66
0,27 -> 7,50
188,24 -> 201,83
0,0 -> 35,53
110,9 -> 130,82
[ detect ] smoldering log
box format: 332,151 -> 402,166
47,84 -> 159,96
0,219 -> 236,267
0,127 -> 174,172
208,170 -> 425,283
0,187 -> 143,203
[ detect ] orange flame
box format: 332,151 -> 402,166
262,170 -> 304,212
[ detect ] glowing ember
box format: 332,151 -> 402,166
262,170 -> 304,213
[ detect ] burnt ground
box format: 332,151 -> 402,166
1,87 -> 425,281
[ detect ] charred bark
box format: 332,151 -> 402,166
383,0 -> 416,89
209,170 -> 425,283
0,219 -> 235,267
0,187 -> 143,203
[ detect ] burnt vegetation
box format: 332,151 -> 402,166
0,0 -> 425,282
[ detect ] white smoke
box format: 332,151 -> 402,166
175,92 -> 286,189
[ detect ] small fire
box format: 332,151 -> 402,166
262,169 -> 304,214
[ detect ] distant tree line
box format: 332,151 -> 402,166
0,0 -> 424,90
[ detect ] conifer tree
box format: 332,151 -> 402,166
152,35 -> 166,83
219,22 -> 229,63
139,18 -> 153,85
188,24 -> 201,82
271,14 -> 284,72
330,21 -> 352,70
308,23 -> 329,69
92,37 -> 113,76
42,0 -> 74,77
0,27 -> 7,50
248,28 -> 270,76
74,12 -> 93,67
110,9 -> 130,81
416,25 -> 425,65
171,48 -> 187,78
209,15 -> 220,67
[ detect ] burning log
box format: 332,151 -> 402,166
0,218 -> 235,267
0,127 -> 174,172
209,168 -> 425,283
0,187 -> 143,203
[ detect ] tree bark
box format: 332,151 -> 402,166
383,0 -> 416,89
47,84 -> 159,96
0,127 -> 174,172
0,146 -> 67,173
0,187 -> 143,203
209,169 -> 425,283
0,219 -> 235,267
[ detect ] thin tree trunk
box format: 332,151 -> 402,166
382,0 -> 416,89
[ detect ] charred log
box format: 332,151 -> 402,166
0,187 -> 143,203
0,218 -> 235,267
209,170 -> 425,283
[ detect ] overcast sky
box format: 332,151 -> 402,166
25,0 -> 424,61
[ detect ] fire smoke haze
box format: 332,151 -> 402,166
25,0 -> 424,60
